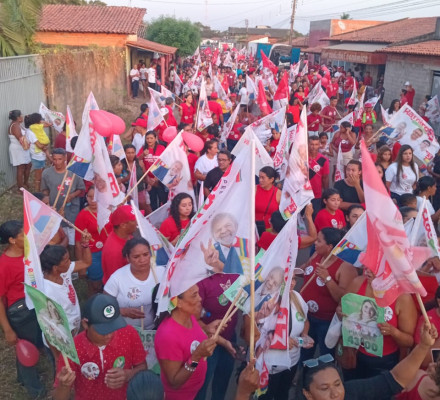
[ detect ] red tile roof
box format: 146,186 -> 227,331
323,17 -> 438,44
378,40 -> 440,57
291,36 -> 309,47
38,5 -> 146,34
126,38 -> 177,55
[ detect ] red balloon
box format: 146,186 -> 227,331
90,110 -> 112,137
321,77 -> 329,88
163,126 -> 178,143
16,340 -> 39,367
182,131 -> 204,152
101,111 -> 126,135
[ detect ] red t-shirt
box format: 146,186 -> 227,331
415,308 -> 440,344
269,138 -> 280,158
101,232 -> 131,284
155,315 -> 208,400
165,105 -> 178,127
314,208 -> 346,232
74,209 -> 113,253
187,152 -> 198,185
257,231 -> 277,250
54,326 -> 146,400
363,76 -> 373,86
406,89 -> 415,107
307,114 -> 322,132
321,106 -> 338,132
196,132 -> 214,143
255,185 -> 279,229
181,103 -> 195,124
287,105 -> 300,124
309,154 -> 330,198
294,92 -> 305,102
0,253 -> 25,307
208,101 -> 223,122
142,144 -> 166,177
160,216 -> 190,242
344,77 -> 354,91
326,83 -> 338,98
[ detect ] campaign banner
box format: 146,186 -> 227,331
39,103 -> 65,133
341,293 -> 384,357
426,95 -> 440,124
134,328 -> 160,374
25,284 -> 80,364
249,108 -> 286,145
387,104 -> 439,165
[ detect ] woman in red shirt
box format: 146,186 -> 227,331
314,188 -> 346,232
255,166 -> 281,236
287,96 -> 302,124
344,268 -> 417,380
300,227 -> 358,359
307,102 -> 323,136
142,131 -> 167,211
0,220 -> 45,398
160,193 -> 195,245
180,92 -> 196,125
75,186 -> 112,295
294,86 -> 306,102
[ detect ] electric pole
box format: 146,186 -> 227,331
289,0 -> 297,45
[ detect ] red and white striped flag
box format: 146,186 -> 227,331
334,143 -> 345,182
359,141 -> 429,307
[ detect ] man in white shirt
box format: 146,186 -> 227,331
130,66 -> 140,98
147,64 -> 157,91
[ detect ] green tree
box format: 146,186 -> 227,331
340,13 -> 351,19
0,0 -> 42,57
146,16 -> 201,57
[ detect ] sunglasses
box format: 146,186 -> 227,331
303,354 -> 334,368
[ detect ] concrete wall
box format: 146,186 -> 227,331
41,48 -> 127,125
383,54 -> 440,110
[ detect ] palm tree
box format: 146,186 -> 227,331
0,0 -> 42,57
340,13 -> 351,19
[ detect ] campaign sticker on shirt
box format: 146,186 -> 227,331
316,277 -> 326,287
331,219 -> 338,228
113,356 -> 125,368
296,311 -> 305,322
95,241 -> 103,249
190,340 -> 200,354
384,306 -> 393,322
307,300 -> 319,313
313,165 -> 321,173
304,266 -> 314,276
103,305 -> 115,319
81,362 -> 100,380
127,287 -> 141,301
218,293 -> 229,306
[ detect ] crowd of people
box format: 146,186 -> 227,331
2,45 -> 440,400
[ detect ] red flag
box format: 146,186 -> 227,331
260,50 -> 278,76
212,48 -> 219,65
204,47 -> 212,56
359,141 -> 429,307
273,71 -> 289,101
222,43 -> 229,51
258,80 -> 272,115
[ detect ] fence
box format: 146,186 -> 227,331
0,55 -> 45,192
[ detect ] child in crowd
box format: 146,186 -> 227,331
314,188 -> 346,232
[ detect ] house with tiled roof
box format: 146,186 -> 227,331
316,17 -> 440,108
35,4 -> 177,94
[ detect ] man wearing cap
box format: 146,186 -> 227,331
130,118 -> 148,154
208,93 -> 224,126
53,294 -> 147,400
101,205 -> 137,285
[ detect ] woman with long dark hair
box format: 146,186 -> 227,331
388,99 -> 401,117
414,175 -> 440,223
160,193 -> 195,245
8,110 -> 31,193
142,131 -> 167,210
385,144 -> 419,206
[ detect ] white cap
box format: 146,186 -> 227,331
405,81 -> 410,86
160,107 -> 169,116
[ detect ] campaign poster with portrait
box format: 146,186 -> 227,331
341,293 -> 384,357
39,103 -> 65,133
386,104 -> 439,165
25,284 -> 79,364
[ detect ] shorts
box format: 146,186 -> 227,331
31,158 -> 45,170
62,226 -> 75,246
87,251 -> 103,281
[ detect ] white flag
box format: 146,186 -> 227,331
82,92 -> 99,127
219,104 -> 240,145
250,108 -> 286,145
280,107 -> 314,219
147,88 -> 165,131
196,79 -> 213,131
334,143 -> 345,182
174,71 -> 183,96
65,105 -> 78,153
39,103 -> 65,133
246,75 -> 258,103
127,162 -> 138,208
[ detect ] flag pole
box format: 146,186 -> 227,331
122,165 -> 154,204
60,174 -> 76,212
249,139 -> 256,360
416,293 -> 431,328
53,170 -> 68,209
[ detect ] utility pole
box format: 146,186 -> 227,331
289,0 -> 298,45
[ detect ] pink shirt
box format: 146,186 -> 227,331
155,315 -> 208,400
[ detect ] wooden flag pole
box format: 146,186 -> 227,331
300,251 -> 334,294
214,288 -> 243,338
53,170 -> 68,209
60,174 -> 76,212
249,139 -> 256,360
416,293 -> 431,328
122,165 -> 154,204
141,305 -> 144,331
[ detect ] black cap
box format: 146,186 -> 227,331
83,294 -> 127,335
